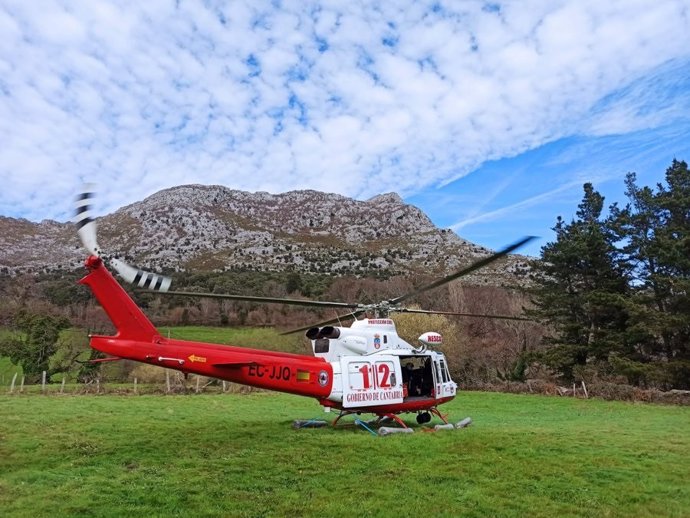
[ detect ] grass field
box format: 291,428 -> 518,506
1,391 -> 688,518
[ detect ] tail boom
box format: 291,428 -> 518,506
89,335 -> 333,398
80,255 -> 333,398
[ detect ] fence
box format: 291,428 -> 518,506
6,370 -> 690,404
3,370 -> 259,396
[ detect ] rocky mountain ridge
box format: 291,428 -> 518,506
0,185 -> 531,286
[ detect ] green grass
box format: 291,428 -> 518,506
0,392 -> 688,518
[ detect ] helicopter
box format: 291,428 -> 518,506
74,186 -> 533,430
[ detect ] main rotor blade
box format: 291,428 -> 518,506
160,290 -> 360,309
394,307 -> 532,321
279,310 -> 365,335
389,236 -> 536,305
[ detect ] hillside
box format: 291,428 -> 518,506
0,185 -> 531,285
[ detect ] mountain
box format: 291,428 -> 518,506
0,185 -> 531,285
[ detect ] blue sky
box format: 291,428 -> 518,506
1,1 -> 689,257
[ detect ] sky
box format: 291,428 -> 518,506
1,0 -> 689,257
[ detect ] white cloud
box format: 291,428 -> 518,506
0,0 -> 689,222
451,177 -> 593,231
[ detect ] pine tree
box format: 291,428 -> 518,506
654,159 -> 690,361
530,184 -> 629,381
610,160 -> 690,387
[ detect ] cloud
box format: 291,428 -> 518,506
450,179 -> 583,231
0,0 -> 689,222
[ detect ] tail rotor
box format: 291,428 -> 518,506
73,185 -> 172,292
74,185 -> 102,257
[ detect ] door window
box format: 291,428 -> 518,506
440,360 -> 449,383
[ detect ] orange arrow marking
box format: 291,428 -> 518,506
188,354 -> 207,363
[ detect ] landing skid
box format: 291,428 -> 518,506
330,406 -> 448,430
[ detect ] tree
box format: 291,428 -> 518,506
0,311 -> 70,383
647,159 -> 690,361
609,160 -> 690,387
285,272 -> 303,294
49,328 -> 97,382
530,184 -> 630,381
531,161 -> 690,389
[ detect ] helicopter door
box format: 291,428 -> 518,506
341,356 -> 404,408
432,356 -> 456,399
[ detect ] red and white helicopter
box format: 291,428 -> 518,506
74,187 -> 532,431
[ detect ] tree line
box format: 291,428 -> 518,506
529,159 -> 690,389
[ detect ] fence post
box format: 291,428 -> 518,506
134,377 -> 138,395
60,378 -> 66,394
222,381 -> 227,393
10,372 -> 17,394
42,371 -> 47,394
166,370 -> 171,393
196,376 -> 200,394
20,376 -> 25,393
581,380 -> 589,399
